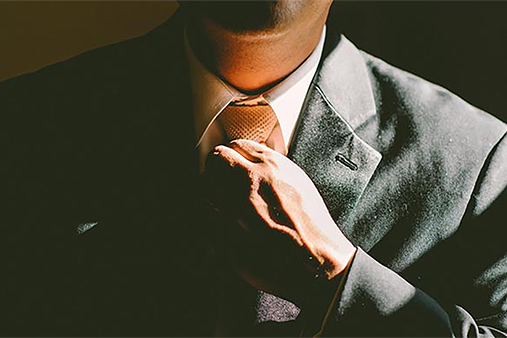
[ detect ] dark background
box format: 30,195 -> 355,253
332,2 -> 507,121
1,1 -> 505,121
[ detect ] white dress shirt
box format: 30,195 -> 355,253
185,26 -> 326,170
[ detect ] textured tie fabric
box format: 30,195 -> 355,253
213,102 -> 288,336
218,103 -> 278,144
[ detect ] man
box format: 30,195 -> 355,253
0,1 -> 506,336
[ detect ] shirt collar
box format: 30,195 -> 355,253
185,26 -> 326,148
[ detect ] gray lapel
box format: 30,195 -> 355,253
255,36 -> 382,325
290,35 -> 382,243
289,92 -> 381,233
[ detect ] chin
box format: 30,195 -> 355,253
181,0 -> 317,33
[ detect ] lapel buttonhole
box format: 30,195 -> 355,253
335,153 -> 358,171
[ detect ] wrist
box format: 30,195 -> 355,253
300,249 -> 356,336
300,212 -> 357,279
324,243 -> 357,279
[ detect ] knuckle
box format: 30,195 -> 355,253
248,192 -> 257,205
260,151 -> 278,168
229,139 -> 242,148
261,160 -> 278,178
266,157 -> 279,170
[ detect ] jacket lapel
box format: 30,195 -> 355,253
255,35 -> 382,325
156,13 -> 383,329
290,35 -> 382,245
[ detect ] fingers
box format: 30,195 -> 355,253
213,144 -> 252,169
229,139 -> 274,163
205,144 -> 252,202
248,192 -> 304,246
203,144 -> 253,208
210,139 -> 276,167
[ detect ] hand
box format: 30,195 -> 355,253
203,139 -> 356,304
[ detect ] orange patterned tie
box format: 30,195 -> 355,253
218,103 -> 278,144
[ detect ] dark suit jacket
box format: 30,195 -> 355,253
1,10 -> 506,337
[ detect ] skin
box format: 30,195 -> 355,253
204,140 -> 356,305
184,1 -> 356,304
183,0 -> 334,94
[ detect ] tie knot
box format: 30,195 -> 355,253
218,104 -> 278,144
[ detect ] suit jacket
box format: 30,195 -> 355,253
1,10 -> 506,337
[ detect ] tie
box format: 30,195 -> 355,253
218,103 -> 278,144
212,102 -> 286,336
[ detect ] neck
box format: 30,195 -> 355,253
187,11 -> 328,94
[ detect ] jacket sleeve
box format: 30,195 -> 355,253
314,133 -> 507,337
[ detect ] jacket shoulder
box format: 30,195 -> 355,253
0,11 -> 186,155
0,13 -> 188,236
357,52 -> 507,237
361,51 -> 506,163
0,13 -> 184,108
